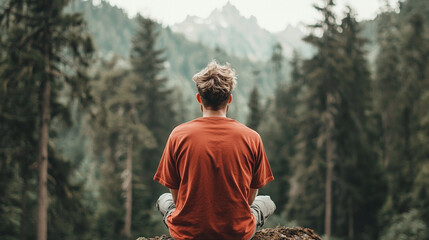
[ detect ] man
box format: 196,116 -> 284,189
154,60 -> 275,240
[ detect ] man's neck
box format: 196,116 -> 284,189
202,107 -> 227,118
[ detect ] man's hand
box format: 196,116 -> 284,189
170,189 -> 178,204
248,188 -> 258,205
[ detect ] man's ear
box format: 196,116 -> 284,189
228,94 -> 232,104
196,93 -> 202,103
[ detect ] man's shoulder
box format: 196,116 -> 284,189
171,118 -> 260,139
171,119 -> 200,132
168,119 -> 199,139
230,120 -> 261,138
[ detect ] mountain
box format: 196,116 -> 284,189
275,24 -> 313,57
172,2 -> 310,60
66,0 -> 136,57
66,0 -> 287,123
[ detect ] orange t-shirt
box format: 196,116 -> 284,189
154,117 -> 274,240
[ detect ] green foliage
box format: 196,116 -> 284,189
89,57 -> 133,239
66,0 -> 136,57
376,2 -> 429,236
380,209 -> 428,240
399,0 -> 429,25
130,15 -> 175,144
278,2 -> 387,239
247,86 -> 262,130
270,42 -> 284,79
335,8 -> 386,240
129,16 -> 178,238
286,0 -> 344,235
260,51 -> 302,213
0,0 -> 94,239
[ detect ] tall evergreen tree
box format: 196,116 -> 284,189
288,5 -> 386,239
0,9 -> 39,238
302,1 -> 342,238
129,15 -> 176,237
286,1 -> 344,238
0,1 -> 94,239
268,50 -> 302,213
247,86 -> 261,130
375,8 -> 401,169
398,12 -> 429,195
411,90 -> 429,224
395,9 -> 429,231
270,42 -> 284,84
131,15 -> 175,142
336,7 -> 386,239
407,12 -> 429,228
90,56 -> 156,239
90,57 -> 127,240
374,6 -> 405,229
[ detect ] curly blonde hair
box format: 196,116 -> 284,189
192,60 -> 237,110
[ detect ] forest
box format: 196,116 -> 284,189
0,0 -> 428,239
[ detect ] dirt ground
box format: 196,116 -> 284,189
137,226 -> 322,240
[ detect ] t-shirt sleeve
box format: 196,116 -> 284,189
250,136 -> 274,189
153,134 -> 180,189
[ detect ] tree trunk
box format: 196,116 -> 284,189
20,168 -> 28,240
324,94 -> 335,240
37,13 -> 51,239
324,147 -> 333,239
348,197 -> 354,240
36,76 -> 50,240
123,133 -> 133,237
382,105 -> 392,167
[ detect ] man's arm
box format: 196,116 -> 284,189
248,188 -> 258,205
170,189 -> 178,204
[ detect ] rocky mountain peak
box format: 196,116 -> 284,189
172,2 -> 308,60
221,1 -> 240,16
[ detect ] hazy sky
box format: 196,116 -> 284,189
103,0 -> 400,33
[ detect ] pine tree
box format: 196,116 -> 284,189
288,5 -> 386,239
0,1 -> 94,239
90,59 -> 127,239
0,10 -> 39,239
131,15 -> 175,141
290,51 -> 303,89
398,12 -> 429,195
259,45 -> 289,207
375,1 -> 429,235
399,11 -> 429,230
375,8 -> 401,169
129,15 -> 176,236
270,42 -> 284,84
268,51 -> 302,213
90,56 -> 156,239
409,16 -> 429,228
247,86 -> 261,130
336,7 -> 386,239
287,1 -> 344,238
374,6 -> 405,229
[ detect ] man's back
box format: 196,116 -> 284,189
154,117 -> 273,240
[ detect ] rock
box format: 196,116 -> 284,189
252,226 -> 322,240
137,236 -> 173,240
137,226 -> 322,240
